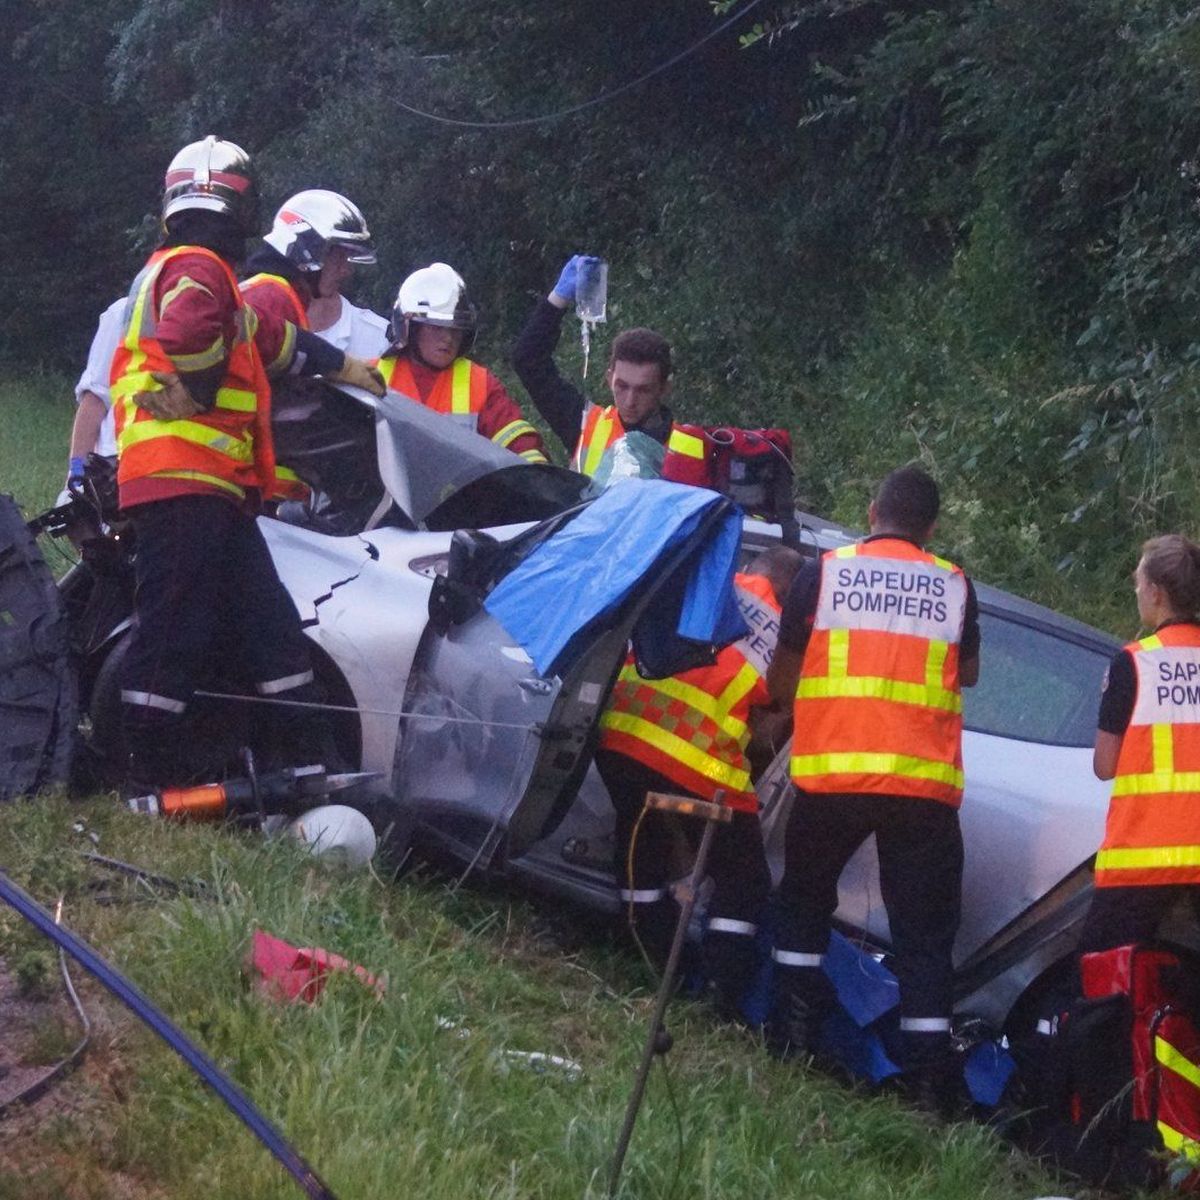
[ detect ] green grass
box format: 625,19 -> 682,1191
0,373 -> 73,518
0,372 -> 1155,1198
0,798 -> 1073,1200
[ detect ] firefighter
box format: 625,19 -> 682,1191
510,255 -> 674,475
765,467 -> 981,1110
1078,533 -> 1200,953
595,546 -> 803,1015
373,263 -> 546,463
57,297 -> 125,505
240,189 -> 386,499
111,136 -> 368,787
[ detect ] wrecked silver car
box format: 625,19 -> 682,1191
3,378 -> 1195,1060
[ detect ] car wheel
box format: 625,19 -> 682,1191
0,495 -> 78,800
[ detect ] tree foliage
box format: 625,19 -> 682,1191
6,0 -> 1200,624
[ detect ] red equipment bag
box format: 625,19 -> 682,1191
1062,945 -> 1200,1188
660,425 -> 799,544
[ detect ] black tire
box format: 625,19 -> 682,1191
0,494 -> 78,800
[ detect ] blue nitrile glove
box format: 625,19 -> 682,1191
551,255 -> 600,305
67,456 -> 87,492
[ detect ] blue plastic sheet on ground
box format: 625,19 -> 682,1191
735,922 -> 1013,1099
964,1040 -> 1017,1107
484,479 -> 744,679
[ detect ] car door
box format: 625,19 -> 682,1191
392,499 -> 736,875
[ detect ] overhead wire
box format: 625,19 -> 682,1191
394,0 -> 769,130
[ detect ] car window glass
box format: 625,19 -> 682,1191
963,611 -> 1110,746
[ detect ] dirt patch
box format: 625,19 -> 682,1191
0,955 -> 163,1199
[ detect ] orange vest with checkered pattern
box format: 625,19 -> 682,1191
1095,623 -> 1200,887
791,539 -> 968,806
598,572 -> 781,810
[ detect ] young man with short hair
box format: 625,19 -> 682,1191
511,255 -> 674,474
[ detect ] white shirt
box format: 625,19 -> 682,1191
312,296 -> 390,359
76,297 -> 126,457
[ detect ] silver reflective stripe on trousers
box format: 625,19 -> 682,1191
899,1016 -> 952,1033
256,669 -> 315,696
707,918 -> 757,937
618,888 -> 666,904
772,949 -> 824,967
120,689 -> 187,714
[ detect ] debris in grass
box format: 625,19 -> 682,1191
245,929 -> 386,1004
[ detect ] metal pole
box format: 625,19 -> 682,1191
608,812 -> 720,1196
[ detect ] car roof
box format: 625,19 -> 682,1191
749,508 -> 1122,655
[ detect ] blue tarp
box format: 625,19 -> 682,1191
738,924 -> 1016,1101
484,479 -> 745,679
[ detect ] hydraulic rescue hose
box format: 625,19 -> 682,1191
0,869 -> 338,1200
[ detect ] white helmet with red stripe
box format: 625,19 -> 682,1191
161,135 -> 260,236
263,190 -> 376,273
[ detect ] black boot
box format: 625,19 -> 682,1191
765,989 -> 816,1061
703,931 -> 756,1024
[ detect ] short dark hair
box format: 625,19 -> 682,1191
746,546 -> 804,605
610,327 -> 672,381
874,466 -> 940,537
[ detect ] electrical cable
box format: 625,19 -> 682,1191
394,0 -> 769,130
0,870 -> 338,1200
0,898 -> 91,1119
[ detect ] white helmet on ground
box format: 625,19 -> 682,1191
387,261 -> 477,353
263,189 -> 376,273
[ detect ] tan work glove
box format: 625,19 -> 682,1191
132,371 -> 203,420
327,355 -> 387,398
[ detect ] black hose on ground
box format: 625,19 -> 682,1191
0,869 -> 338,1200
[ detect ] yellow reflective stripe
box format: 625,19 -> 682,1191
827,627 -> 849,679
111,369 -> 159,402
1153,723 -> 1175,775
275,465 -> 302,482
717,661 -> 761,724
832,545 -> 858,559
599,710 -> 751,791
118,418 -> 253,461
519,448 -> 548,463
153,470 -> 245,498
667,428 -> 705,459
623,671 -> 751,743
795,674 -> 962,713
929,553 -> 955,572
493,419 -> 538,448
1157,1034 -> 1200,1092
451,357 -> 472,414
790,751 -> 964,789
1111,772 -> 1200,796
926,639 -> 948,690
159,274 -> 214,317
213,386 -> 257,413
170,333 -> 226,372
1095,844 -> 1200,871
1158,1120 -> 1200,1158
579,409 -> 616,475
263,321 -> 296,377
1141,634 -> 1165,650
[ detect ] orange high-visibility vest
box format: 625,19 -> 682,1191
1095,623 -> 1200,887
377,354 -> 488,427
112,245 -> 274,503
572,405 -> 625,475
377,353 -> 541,458
791,538 -> 969,806
239,273 -> 310,502
239,272 -> 309,375
598,572 -> 782,810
